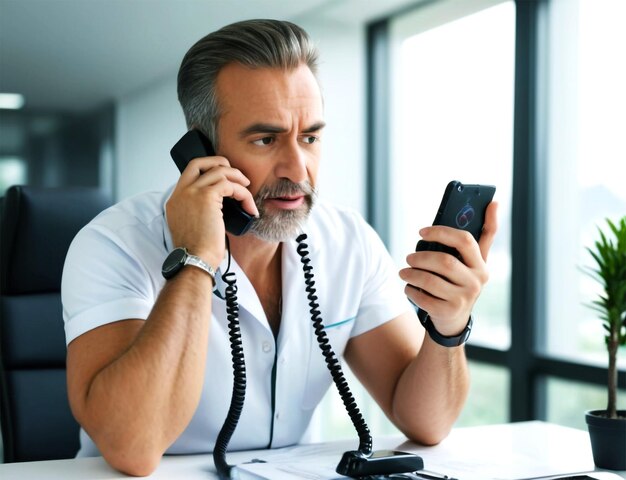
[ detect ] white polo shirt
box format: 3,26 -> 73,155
62,186 -> 412,457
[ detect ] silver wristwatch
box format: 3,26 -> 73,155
161,247 -> 216,284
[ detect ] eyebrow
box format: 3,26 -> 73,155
239,121 -> 326,137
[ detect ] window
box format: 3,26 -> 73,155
368,0 -> 626,430
388,0 -> 516,352
546,377 -> 626,430
540,0 -> 626,369
457,362 -> 509,426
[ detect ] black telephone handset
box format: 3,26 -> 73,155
170,130 -> 255,236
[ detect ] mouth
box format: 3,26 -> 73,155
264,195 -> 306,210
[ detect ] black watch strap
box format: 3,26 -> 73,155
417,308 -> 473,347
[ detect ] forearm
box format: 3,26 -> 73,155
392,202 -> 497,443
77,268 -> 213,471
391,337 -> 469,445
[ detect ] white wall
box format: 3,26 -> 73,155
113,20 -> 366,214
115,75 -> 185,200
298,19 -> 366,214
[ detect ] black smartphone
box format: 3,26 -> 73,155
415,180 -> 496,259
170,129 -> 255,236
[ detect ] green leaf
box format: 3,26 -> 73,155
583,217 -> 626,351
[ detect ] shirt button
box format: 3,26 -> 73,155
275,411 -> 280,420
262,341 -> 272,353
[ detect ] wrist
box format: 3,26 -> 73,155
175,245 -> 222,271
417,308 -> 473,348
194,249 -> 222,272
162,247 -> 217,285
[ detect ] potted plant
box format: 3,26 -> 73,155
583,216 -> 626,471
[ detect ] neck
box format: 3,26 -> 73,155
227,233 -> 281,276
228,233 -> 283,337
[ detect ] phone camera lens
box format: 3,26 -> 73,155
457,185 -> 464,192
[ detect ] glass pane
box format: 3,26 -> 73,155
389,2 -> 516,350
456,361 -> 509,426
546,377 -> 626,430
541,0 -> 626,369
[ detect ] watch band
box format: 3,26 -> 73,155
184,253 -> 217,285
162,247 -> 216,284
417,308 -> 473,347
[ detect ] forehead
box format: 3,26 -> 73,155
215,63 -> 323,126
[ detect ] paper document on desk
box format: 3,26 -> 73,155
234,443 -> 347,479
235,423 -> 609,480
235,443 -> 453,480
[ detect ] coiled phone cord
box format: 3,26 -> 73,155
214,233 -> 374,479
213,236 -> 247,480
296,233 -> 373,456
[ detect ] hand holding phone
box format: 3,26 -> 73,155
170,130 -> 256,236
166,130 -> 258,267
401,180 -> 497,337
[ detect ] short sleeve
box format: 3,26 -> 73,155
350,217 -> 413,337
62,224 -> 155,345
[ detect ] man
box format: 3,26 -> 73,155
62,19 -> 497,476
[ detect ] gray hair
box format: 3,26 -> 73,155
177,19 -> 320,148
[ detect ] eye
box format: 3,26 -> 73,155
252,136 -> 274,146
301,135 -> 319,145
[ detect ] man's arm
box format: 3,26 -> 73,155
345,202 -> 497,444
65,156 -> 258,476
345,311 -> 468,444
66,268 -> 213,476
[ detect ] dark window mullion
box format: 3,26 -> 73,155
366,19 -> 391,243
510,0 -> 542,422
535,357 -> 626,388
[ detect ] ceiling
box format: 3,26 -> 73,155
0,0 -> 422,114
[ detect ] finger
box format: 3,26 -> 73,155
418,226 -> 484,269
404,283 -> 447,314
405,283 -> 442,307
405,250 -> 474,287
190,165 -> 251,190
400,266 -> 463,302
478,201 -> 499,261
179,156 -> 231,184
212,179 -> 259,217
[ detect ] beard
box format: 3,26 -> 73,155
248,179 -> 317,243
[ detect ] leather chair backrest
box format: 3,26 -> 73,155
0,185 -> 111,462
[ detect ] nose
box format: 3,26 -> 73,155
274,139 -> 308,184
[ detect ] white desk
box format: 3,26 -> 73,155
0,421 -> 624,479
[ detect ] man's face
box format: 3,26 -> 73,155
214,63 -> 324,242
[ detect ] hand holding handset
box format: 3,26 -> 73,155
416,180 -> 496,260
170,129 -> 255,236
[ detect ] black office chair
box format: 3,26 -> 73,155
0,185 -> 111,462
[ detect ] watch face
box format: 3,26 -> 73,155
162,247 -> 187,279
